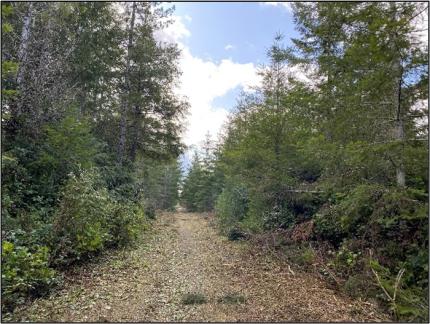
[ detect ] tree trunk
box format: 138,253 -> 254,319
129,105 -> 141,162
118,2 -> 136,164
16,2 -> 34,117
390,2 -> 406,187
393,70 -> 406,187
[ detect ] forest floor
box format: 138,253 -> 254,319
8,212 -> 390,322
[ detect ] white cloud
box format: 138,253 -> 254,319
157,15 -> 260,148
410,7 -> 428,49
154,15 -> 191,44
260,2 -> 293,13
179,47 -> 259,146
224,44 -> 235,51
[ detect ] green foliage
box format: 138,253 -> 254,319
2,61 -> 18,78
316,185 -> 428,320
313,207 -> 346,245
181,134 -> 224,212
330,243 -> 362,276
1,1 -> 185,315
139,158 -> 182,212
217,293 -> 246,304
1,241 -> 57,312
370,260 -> 428,321
343,273 -> 374,299
181,293 -> 207,305
50,168 -> 150,266
1,0 -> 428,321
51,169 -> 112,265
298,246 -> 316,267
215,186 -> 248,232
282,244 -> 316,269
195,3 -> 428,321
314,184 -> 385,243
227,228 -> 248,241
35,113 -> 100,192
109,200 -> 146,247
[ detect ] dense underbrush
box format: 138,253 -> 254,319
1,168 -> 151,313
215,184 -> 429,322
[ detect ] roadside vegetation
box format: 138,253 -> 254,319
2,2 -> 185,314
181,2 -> 428,321
1,1 -> 428,322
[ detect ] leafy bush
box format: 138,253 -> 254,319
108,201 -> 146,247
285,244 -> 316,268
143,200 -> 156,220
262,202 -> 295,230
313,185 -> 428,322
51,169 -> 112,265
313,205 -> 346,245
215,186 -> 249,231
299,246 -> 316,266
332,244 -> 362,275
240,205 -> 265,233
1,241 -> 57,311
370,259 -> 428,322
314,184 -> 384,243
51,168 -> 150,265
227,228 -> 248,241
343,273 -> 374,298
37,113 -> 100,183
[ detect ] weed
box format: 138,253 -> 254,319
227,228 -> 247,241
217,292 -> 246,304
181,293 -> 207,305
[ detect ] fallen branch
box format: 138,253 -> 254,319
371,266 -> 405,318
371,267 -> 394,302
287,264 -> 295,276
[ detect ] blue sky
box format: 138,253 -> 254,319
173,2 -> 298,65
163,2 -> 427,171
156,2 -> 299,170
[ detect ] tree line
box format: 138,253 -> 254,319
2,2 -> 185,312
181,2 -> 428,321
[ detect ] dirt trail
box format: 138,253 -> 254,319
9,212 -> 388,322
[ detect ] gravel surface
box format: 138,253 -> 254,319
8,212 -> 389,322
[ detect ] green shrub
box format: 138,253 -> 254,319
262,203 -> 295,230
181,293 -> 207,305
370,260 -> 428,322
51,169 -> 112,265
217,292 -> 246,304
51,168 -> 149,265
332,244 -> 362,275
108,201 -> 146,247
144,201 -> 156,220
215,186 -> 248,231
369,188 -> 428,293
37,113 -> 100,185
315,184 -> 384,243
1,241 -> 57,311
240,207 -> 264,233
227,228 -> 248,241
300,246 -> 316,266
286,244 -> 316,268
313,206 -> 346,246
343,273 -> 374,298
